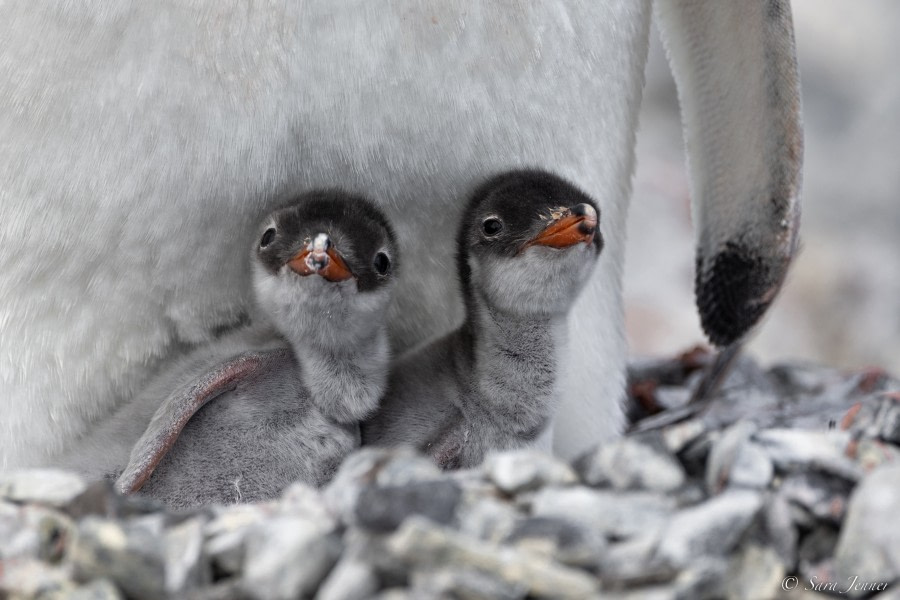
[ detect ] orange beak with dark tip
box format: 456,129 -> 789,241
287,233 -> 355,282
524,203 -> 599,251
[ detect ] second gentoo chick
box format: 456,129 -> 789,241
111,191 -> 398,507
362,169 -> 602,468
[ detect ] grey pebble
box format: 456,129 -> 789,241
833,463 -> 900,592
316,557 -> 380,600
241,517 -> 342,600
655,490 -> 764,568
531,487 -> 675,539
165,517 -> 210,595
779,471 -> 853,524
0,470 -> 88,508
355,479 -> 462,533
386,517 -> 600,598
60,579 -> 125,600
754,429 -> 863,481
456,495 -> 519,543
0,558 -> 75,598
725,544 -> 786,600
575,431 -> 686,492
203,505 -> 265,577
504,516 -> 606,569
410,567 -> 528,600
482,449 -> 577,494
706,421 -> 773,493
68,516 -> 167,600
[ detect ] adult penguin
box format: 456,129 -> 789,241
0,1 -> 802,469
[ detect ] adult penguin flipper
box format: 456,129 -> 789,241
115,349 -> 290,495
655,0 -> 803,347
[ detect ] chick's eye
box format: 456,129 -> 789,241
373,252 -> 391,275
482,217 -> 503,237
260,228 -> 276,248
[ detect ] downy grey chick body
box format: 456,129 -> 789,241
362,170 -> 602,468
110,192 -> 398,507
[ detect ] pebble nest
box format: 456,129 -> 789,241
2,349 -> 899,600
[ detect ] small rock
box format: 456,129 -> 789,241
203,504 -> 267,577
761,491 -> 799,569
833,464 -> 900,592
457,496 -> 519,543
673,557 -> 728,600
852,437 -> 900,473
706,422 -> 773,493
483,449 -> 577,494
242,517 -> 341,600
754,429 -> 863,481
678,432 -> 717,479
768,362 -> 842,395
575,432 -> 686,492
410,567 -> 527,600
165,517 -> 210,596
656,490 -> 764,568
61,579 -> 125,600
780,471 -> 854,524
278,482 -> 336,530
798,526 -> 839,566
64,479 -> 165,520
373,450 -> 444,487
386,517 -> 600,598
531,487 -> 675,539
872,587 -> 900,600
0,558 -> 75,598
725,544 -> 785,600
323,448 -> 439,525
597,532 -> 673,586
184,581 -> 251,600
504,516 -> 606,568
602,586 -> 677,600
355,479 -> 462,532
68,516 -> 166,600
370,590 -> 414,600
0,503 -> 74,563
316,557 -> 380,600
661,419 -> 707,454
0,470 -> 88,507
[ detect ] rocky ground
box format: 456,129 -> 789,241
2,349 -> 899,600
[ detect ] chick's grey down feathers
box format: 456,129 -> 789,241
362,169 -> 602,468
109,191 -> 398,507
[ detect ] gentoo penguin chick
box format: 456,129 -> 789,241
113,192 -> 398,507
362,169 -> 602,468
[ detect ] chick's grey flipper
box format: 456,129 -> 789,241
116,349 -> 291,494
656,0 -> 802,345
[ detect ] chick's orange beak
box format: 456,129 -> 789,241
526,203 -> 598,250
287,233 -> 354,282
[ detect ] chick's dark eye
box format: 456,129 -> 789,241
373,252 -> 391,275
482,217 -> 503,237
260,228 -> 276,248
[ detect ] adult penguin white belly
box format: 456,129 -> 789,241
0,0 -> 802,469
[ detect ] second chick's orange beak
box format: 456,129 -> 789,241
526,203 -> 598,250
288,233 -> 355,282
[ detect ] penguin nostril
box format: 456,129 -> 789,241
311,233 -> 332,253
571,203 -> 597,220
